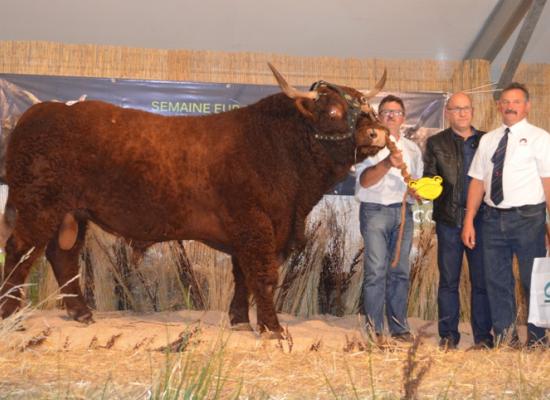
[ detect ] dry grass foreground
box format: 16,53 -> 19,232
1,310 -> 550,399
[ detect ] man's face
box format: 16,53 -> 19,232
498,88 -> 530,127
378,101 -> 404,135
445,93 -> 473,132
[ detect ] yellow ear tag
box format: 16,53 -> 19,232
408,176 -> 443,200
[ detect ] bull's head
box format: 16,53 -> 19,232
268,63 -> 388,160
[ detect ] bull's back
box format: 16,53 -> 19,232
6,101 -> 244,243
8,100 -> 232,189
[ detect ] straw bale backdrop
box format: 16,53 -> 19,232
1,40 -> 549,132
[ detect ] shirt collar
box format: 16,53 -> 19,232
388,133 -> 403,146
451,126 -> 479,142
502,118 -> 528,134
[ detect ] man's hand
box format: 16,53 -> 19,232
546,223 -> 550,250
407,186 -> 422,203
462,221 -> 476,249
387,148 -> 404,169
462,178 -> 484,250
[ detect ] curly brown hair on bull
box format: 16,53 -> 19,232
0,64 -> 387,337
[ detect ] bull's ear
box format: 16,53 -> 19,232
295,98 -> 316,120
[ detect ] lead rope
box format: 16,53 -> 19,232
384,137 -> 413,268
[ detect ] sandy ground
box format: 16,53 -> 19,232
2,309 -> 480,352
1,310 -> 547,399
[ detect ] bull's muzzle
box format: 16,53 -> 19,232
361,127 -> 387,148
355,126 -> 388,158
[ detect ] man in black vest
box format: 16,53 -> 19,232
424,92 -> 493,350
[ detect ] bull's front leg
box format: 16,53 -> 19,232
239,256 -> 282,336
253,269 -> 282,336
231,215 -> 283,337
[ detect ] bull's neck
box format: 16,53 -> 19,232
253,93 -> 355,192
298,136 -> 354,207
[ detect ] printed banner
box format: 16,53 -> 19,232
0,73 -> 446,200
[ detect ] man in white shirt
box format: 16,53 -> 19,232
462,82 -> 550,347
355,95 -> 423,343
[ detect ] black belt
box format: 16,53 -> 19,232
484,202 -> 545,212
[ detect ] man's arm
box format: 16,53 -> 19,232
422,138 -> 437,178
542,177 -> 550,248
359,149 -> 404,189
409,143 -> 424,201
461,178 -> 485,249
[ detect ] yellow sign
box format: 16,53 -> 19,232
409,176 -> 443,200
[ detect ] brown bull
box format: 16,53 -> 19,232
0,64 -> 387,335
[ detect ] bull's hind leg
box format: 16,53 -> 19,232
45,218 -> 93,323
0,233 -> 44,318
229,256 -> 253,331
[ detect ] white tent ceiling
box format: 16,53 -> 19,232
1,0 -> 548,80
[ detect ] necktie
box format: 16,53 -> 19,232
490,127 -> 509,205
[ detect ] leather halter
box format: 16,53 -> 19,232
309,80 -> 366,141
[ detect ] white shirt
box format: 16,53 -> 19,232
354,135 -> 423,205
468,118 -> 550,208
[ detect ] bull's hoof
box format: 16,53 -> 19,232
0,305 -> 27,331
0,300 -> 20,320
77,314 -> 95,325
67,309 -> 95,325
231,322 -> 254,331
230,322 -> 254,331
260,330 -> 284,340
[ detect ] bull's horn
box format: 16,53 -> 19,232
361,68 -> 387,109
267,63 -> 318,100
22,89 -> 42,104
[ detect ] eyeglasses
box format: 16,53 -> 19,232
446,106 -> 472,114
379,110 -> 404,117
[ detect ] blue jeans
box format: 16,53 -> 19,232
482,203 -> 547,344
436,213 -> 493,345
360,202 -> 413,335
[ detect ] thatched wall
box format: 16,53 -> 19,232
2,41 -> 549,132
514,63 -> 550,131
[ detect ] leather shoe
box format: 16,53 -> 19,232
526,337 -> 549,349
468,340 -> 494,351
439,337 -> 457,350
392,332 -> 414,343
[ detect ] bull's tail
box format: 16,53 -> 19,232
0,144 -> 7,184
0,126 -> 12,184
0,203 -> 16,249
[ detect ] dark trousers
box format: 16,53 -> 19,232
482,203 -> 547,344
436,212 -> 493,345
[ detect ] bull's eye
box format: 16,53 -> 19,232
360,96 -> 367,104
